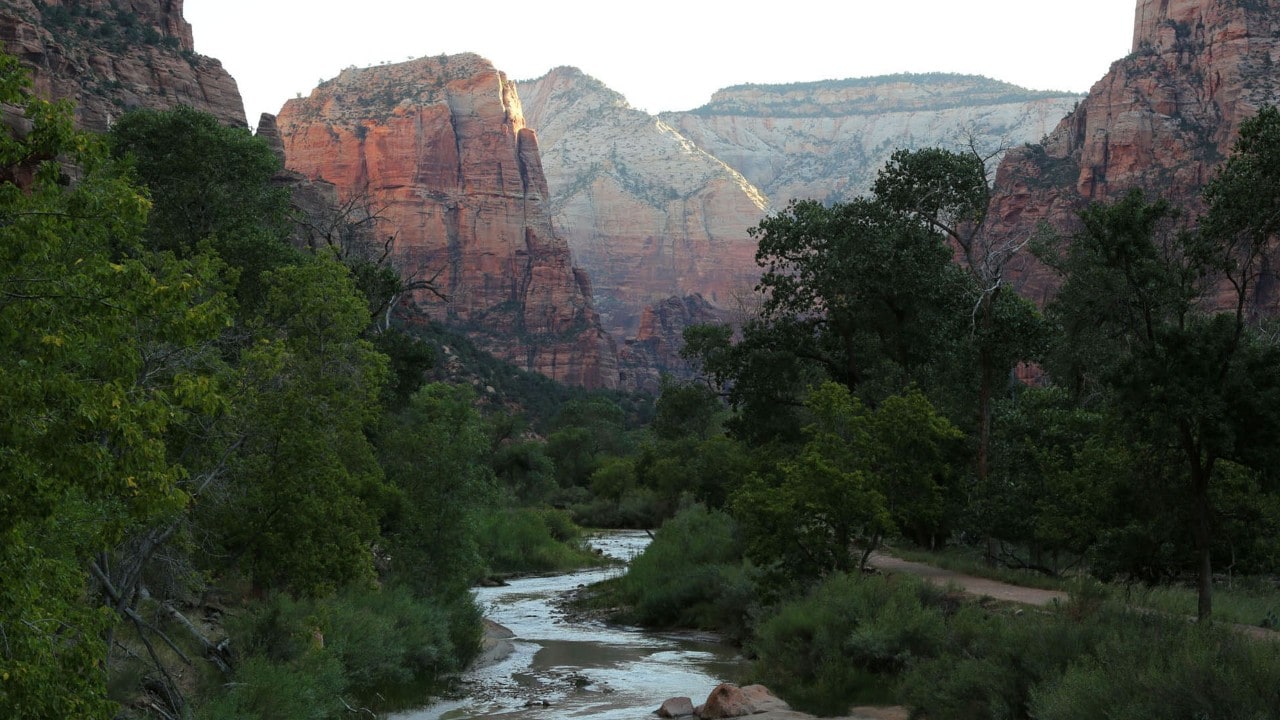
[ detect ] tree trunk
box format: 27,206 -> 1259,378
1193,482 -> 1214,621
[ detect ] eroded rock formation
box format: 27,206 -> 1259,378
617,294 -> 724,394
986,0 -> 1280,303
662,75 -> 1081,208
276,54 -> 618,389
0,0 -> 245,131
518,67 -> 768,340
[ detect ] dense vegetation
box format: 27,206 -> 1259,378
587,108 -> 1280,715
0,55 -> 610,719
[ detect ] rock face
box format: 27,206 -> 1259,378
662,75 -> 1081,208
276,55 -> 618,389
518,67 -> 769,340
0,0 -> 245,131
985,0 -> 1280,303
617,294 -> 724,394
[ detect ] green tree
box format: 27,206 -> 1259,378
108,106 -> 297,311
1043,175 -> 1280,619
0,53 -> 230,717
685,197 -> 973,443
209,258 -> 388,597
733,383 -> 962,583
874,147 -> 1047,484
379,383 -> 496,597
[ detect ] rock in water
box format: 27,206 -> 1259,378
698,683 -> 789,718
657,696 -> 696,718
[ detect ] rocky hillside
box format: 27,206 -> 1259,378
276,54 -> 619,389
518,67 -> 768,340
985,0 -> 1280,304
0,0 -> 244,131
662,74 -> 1082,207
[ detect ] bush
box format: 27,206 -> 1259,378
752,573 -> 945,715
1031,620 -> 1280,720
614,505 -> 755,638
568,487 -> 667,529
477,508 -> 600,575
207,585 -> 482,717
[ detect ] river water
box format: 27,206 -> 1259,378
391,531 -> 746,720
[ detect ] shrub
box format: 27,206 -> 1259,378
752,573 -> 945,715
614,505 -> 755,638
477,508 -> 600,575
1031,620 -> 1280,720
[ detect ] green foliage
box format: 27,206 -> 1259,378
613,506 -> 755,639
476,508 -> 600,575
209,257 -> 388,597
109,106 -> 297,312
651,375 -> 723,441
379,383 -> 496,595
0,52 -> 229,719
204,584 -> 479,719
733,383 -> 963,582
752,574 -> 945,715
491,439 -> 557,505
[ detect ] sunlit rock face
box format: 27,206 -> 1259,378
0,0 -> 245,131
276,54 -> 618,389
518,67 -> 769,342
985,0 -> 1280,305
661,75 -> 1081,208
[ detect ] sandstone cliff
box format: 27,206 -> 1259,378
617,294 -> 724,394
0,0 -> 245,131
518,67 -> 769,340
986,0 -> 1280,303
276,54 -> 618,389
662,75 -> 1081,207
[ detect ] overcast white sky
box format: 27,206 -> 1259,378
184,0 -> 1136,127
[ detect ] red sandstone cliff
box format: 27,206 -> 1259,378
987,0 -> 1280,303
0,0 -> 245,131
276,54 -> 618,389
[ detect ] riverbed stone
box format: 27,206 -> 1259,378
658,696 -> 696,717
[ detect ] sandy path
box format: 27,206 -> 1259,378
868,552 -> 1069,606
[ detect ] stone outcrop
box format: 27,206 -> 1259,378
0,0 -> 245,131
518,67 -> 768,340
276,54 -> 618,389
662,75 -> 1081,208
696,684 -> 790,719
617,294 -> 724,394
985,0 -> 1280,303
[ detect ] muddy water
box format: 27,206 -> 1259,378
392,531 -> 746,720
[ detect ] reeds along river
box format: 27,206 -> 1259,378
392,531 -> 746,720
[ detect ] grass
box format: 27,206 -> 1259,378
887,544 -> 1078,592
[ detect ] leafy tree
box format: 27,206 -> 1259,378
652,375 -> 723,441
874,146 -> 1047,485
108,106 -> 297,311
379,383 -> 496,597
1043,174 -> 1280,619
733,383 -> 962,583
209,258 -> 388,597
685,197 -> 973,443
0,53 -> 230,717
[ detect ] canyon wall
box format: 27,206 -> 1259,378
986,0 -> 1280,302
0,0 -> 244,131
518,68 -> 768,341
662,75 -> 1081,208
276,54 -> 618,389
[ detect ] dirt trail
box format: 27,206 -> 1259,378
868,553 -> 1068,606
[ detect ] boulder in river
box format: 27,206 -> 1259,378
698,683 -> 789,718
657,696 -> 696,717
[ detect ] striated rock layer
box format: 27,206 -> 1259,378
276,54 -> 618,389
617,294 -> 724,394
986,0 -> 1280,304
0,0 -> 245,131
663,75 -> 1081,208
518,67 -> 768,340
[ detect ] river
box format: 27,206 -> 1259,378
391,531 -> 746,720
